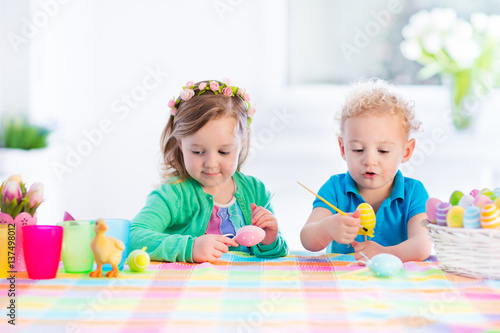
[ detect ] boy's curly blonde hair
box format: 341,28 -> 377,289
337,78 -> 421,138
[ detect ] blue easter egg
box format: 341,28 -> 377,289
463,206 -> 481,229
367,253 -> 403,277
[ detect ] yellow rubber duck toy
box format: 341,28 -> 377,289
89,219 -> 125,278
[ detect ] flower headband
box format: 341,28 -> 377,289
167,79 -> 256,126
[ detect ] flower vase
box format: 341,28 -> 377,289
449,71 -> 481,131
0,212 -> 37,272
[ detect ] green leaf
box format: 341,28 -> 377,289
417,63 -> 444,81
29,202 -> 42,216
0,114 -> 51,150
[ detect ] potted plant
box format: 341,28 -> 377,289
0,174 -> 44,271
0,113 -> 52,178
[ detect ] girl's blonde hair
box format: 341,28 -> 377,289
160,80 -> 250,182
337,78 -> 421,138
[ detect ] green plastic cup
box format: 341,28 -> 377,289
57,220 -> 95,273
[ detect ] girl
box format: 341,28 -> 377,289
130,79 -> 288,263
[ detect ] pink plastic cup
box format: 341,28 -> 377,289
22,225 -> 63,279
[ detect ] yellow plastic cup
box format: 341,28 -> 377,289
0,225 -> 9,278
57,220 -> 95,273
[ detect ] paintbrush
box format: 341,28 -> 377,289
297,181 -> 368,232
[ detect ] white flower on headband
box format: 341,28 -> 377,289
168,79 -> 256,126
179,89 -> 195,101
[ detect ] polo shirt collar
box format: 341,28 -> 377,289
344,170 -> 405,201
345,171 -> 358,195
390,170 -> 405,201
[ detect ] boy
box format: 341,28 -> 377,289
300,78 -> 431,262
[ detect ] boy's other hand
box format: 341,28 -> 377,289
353,240 -> 385,262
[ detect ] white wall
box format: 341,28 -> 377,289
21,1 -> 292,235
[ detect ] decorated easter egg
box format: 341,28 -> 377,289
479,188 -> 497,201
435,202 -> 452,226
473,195 -> 493,209
463,206 -> 481,229
446,206 -> 464,228
235,225 -> 266,247
449,190 -> 464,206
366,253 -> 403,277
493,187 -> 500,198
480,203 -> 500,229
357,203 -> 376,237
128,247 -> 150,272
425,198 -> 442,223
469,189 -> 480,198
457,194 -> 475,209
494,197 -> 500,210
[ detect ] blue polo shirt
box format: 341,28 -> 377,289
313,170 -> 428,254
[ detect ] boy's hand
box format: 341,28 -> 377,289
192,234 -> 238,263
325,209 -> 361,244
353,241 -> 385,262
251,203 -> 278,245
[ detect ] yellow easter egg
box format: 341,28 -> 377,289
357,203 -> 376,237
480,203 -> 500,229
446,206 -> 464,228
494,197 -> 500,211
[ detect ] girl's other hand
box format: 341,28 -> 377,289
192,234 -> 238,263
250,203 -> 278,245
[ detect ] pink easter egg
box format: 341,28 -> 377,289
473,194 -> 493,209
436,202 -> 452,226
469,189 -> 480,198
235,225 -> 266,247
425,198 -> 442,223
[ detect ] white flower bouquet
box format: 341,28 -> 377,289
400,8 -> 500,129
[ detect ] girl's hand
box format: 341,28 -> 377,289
192,234 -> 238,263
353,240 -> 386,262
250,203 -> 278,245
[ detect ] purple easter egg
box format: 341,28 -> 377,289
436,202 -> 452,226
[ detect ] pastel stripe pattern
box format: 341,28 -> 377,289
1,252 -> 499,332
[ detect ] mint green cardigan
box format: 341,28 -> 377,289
129,172 -> 288,262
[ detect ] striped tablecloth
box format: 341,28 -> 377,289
1,252 -> 500,332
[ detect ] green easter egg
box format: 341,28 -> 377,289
449,190 -> 464,206
128,249 -> 150,272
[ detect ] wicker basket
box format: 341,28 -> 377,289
424,220 -> 500,280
